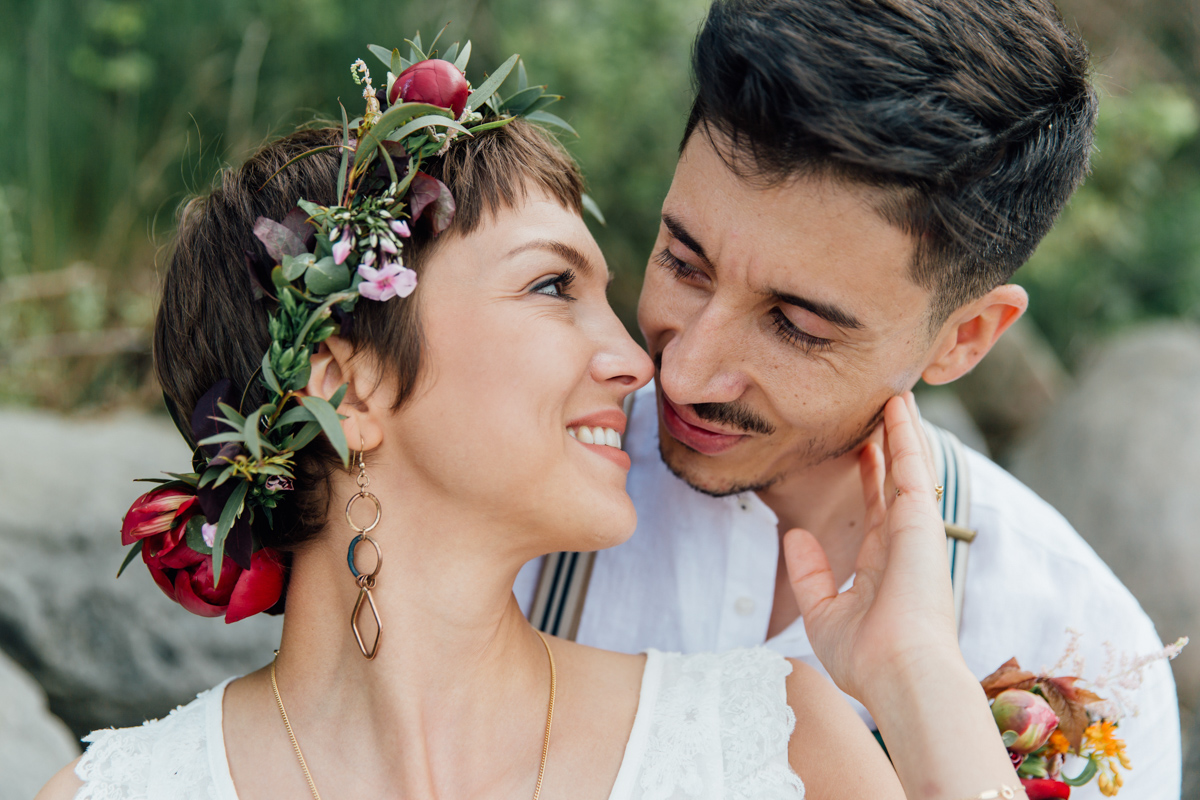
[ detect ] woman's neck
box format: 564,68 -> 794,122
226,504 -> 557,800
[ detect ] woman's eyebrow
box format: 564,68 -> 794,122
505,239 -> 606,280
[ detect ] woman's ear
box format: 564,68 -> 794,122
921,284 -> 1028,386
304,336 -> 385,451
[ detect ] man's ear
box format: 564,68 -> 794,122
303,336 -> 385,451
922,284 -> 1028,386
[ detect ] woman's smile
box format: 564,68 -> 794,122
566,408 -> 630,470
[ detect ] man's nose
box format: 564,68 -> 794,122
658,300 -> 747,406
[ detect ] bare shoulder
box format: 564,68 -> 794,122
784,659 -> 904,800
34,757 -> 84,800
549,635 -> 646,690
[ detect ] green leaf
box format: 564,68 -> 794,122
211,480 -> 249,585
367,44 -> 393,70
281,252 -> 314,281
501,86 -> 545,114
330,383 -> 349,408
243,406 -> 265,461
305,256 -> 351,294
353,103 -> 455,170
337,103 -> 350,202
442,42 -> 459,64
386,115 -> 471,149
184,515 -> 212,555
212,464 -> 237,487
520,94 -> 561,116
426,24 -> 449,57
116,540 -> 143,578
261,352 -> 282,396
525,110 -> 577,136
466,54 -> 519,113
132,477 -> 171,484
517,58 -> 528,91
581,193 -> 607,226
464,117 -> 516,136
276,405 -> 316,428
301,395 -> 350,466
1063,756 -> 1100,786
1001,731 -> 1018,748
197,431 -> 246,447
164,472 -> 200,486
454,40 -> 472,72
199,466 -> 222,488
217,402 -> 246,429
283,421 -> 322,451
390,47 -> 402,80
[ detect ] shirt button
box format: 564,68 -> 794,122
738,499 -> 749,511
734,596 -> 755,616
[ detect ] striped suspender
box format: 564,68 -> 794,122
530,411 -> 976,639
922,420 -> 976,630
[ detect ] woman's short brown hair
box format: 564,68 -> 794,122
155,119 -> 584,552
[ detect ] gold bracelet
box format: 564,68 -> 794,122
958,786 -> 1021,800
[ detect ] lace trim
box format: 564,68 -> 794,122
635,648 -> 804,800
75,687 -> 222,800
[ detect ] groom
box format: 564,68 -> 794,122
518,0 -> 1182,795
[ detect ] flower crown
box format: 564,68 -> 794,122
119,32 -> 576,622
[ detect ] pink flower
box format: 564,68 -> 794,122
264,476 -> 293,492
992,689 -> 1059,754
358,261 -> 417,301
332,228 -> 353,264
121,487 -> 197,545
201,522 -> 217,548
361,249 -> 376,266
390,219 -> 411,237
380,236 -> 398,255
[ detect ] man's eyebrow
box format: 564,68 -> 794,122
505,239 -> 606,280
772,291 -> 864,331
662,213 -> 710,265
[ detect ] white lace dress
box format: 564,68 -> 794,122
74,647 -> 805,800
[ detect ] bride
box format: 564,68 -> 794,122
39,44 -> 1021,800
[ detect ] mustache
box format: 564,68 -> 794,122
654,350 -> 775,436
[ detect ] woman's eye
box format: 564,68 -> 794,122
533,270 -> 577,299
770,308 -> 833,354
654,248 -> 705,283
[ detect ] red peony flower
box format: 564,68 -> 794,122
121,487 -> 197,545
1020,778 -> 1071,799
388,59 -> 470,118
121,485 -> 285,622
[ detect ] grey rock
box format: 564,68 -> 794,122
956,316 -> 1068,459
0,649 -> 79,800
0,408 -> 282,740
1010,323 -> 1200,715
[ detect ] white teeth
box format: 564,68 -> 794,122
566,426 -> 622,449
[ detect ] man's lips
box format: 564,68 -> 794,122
660,395 -> 747,455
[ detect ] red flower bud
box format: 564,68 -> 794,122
121,487 -> 197,545
1020,778 -> 1071,799
389,59 -> 470,118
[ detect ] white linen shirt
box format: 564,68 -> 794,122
515,382 -> 1182,799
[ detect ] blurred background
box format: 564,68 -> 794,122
1,0 -> 1198,795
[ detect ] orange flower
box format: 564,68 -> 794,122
1045,730 -> 1070,758
1085,720 -> 1131,796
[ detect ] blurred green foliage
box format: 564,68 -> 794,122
0,0 -> 1198,407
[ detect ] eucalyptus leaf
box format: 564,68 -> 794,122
337,103 -> 350,202
305,256 -> 352,294
330,383 -> 349,408
261,352 -> 282,396
521,94 -> 561,116
116,540 -> 143,578
501,86 -> 545,114
466,54 -> 519,113
283,421 -> 322,451
216,402 -> 247,428
517,59 -> 528,91
1001,731 -> 1018,747
1063,756 -> 1100,786
526,110 -> 577,136
453,40 -> 472,72
197,431 -> 247,447
390,48 -> 402,81
184,515 -> 213,555
282,252 -> 315,281
385,115 -> 471,149
301,395 -> 350,466
442,42 -> 459,64
211,480 -> 250,585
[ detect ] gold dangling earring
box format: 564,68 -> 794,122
345,441 -> 383,659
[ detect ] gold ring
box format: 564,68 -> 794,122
935,485 -> 944,502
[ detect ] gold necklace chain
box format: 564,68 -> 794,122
270,630 -> 557,800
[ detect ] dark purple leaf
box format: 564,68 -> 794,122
253,216 -> 309,263
332,305 -> 355,338
224,516 -> 253,570
408,172 -> 456,235
281,206 -> 317,250
243,251 -> 276,302
191,379 -> 232,458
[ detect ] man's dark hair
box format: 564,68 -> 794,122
684,0 -> 1098,322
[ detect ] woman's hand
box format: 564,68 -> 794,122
783,392 -> 962,706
